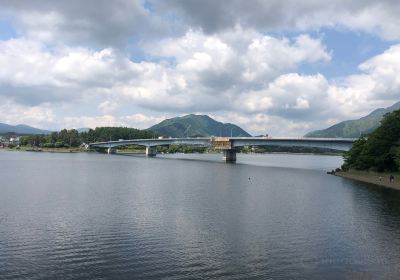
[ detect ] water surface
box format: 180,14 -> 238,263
1,151 -> 400,279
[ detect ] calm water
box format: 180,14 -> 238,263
1,151 -> 400,279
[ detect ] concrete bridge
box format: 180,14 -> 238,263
88,137 -> 356,163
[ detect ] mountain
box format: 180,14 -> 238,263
305,101 -> 400,138
76,127 -> 91,133
148,114 -> 251,137
0,123 -> 51,135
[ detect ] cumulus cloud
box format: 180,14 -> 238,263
0,28 -> 328,111
214,112 -> 324,137
0,38 -> 136,105
1,0 -> 400,136
1,30 -> 399,136
0,0 -> 165,47
0,101 -> 55,128
328,44 -> 400,118
159,0 -> 400,40
236,73 -> 333,119
127,29 -> 330,112
3,0 -> 400,46
62,114 -> 165,129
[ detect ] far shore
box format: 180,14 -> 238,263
1,147 -> 342,156
335,170 -> 400,191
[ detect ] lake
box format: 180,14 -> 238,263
1,151 -> 400,279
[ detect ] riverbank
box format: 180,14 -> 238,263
335,170 -> 400,191
2,147 -> 341,156
1,147 -> 87,153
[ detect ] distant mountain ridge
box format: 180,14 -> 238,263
76,128 -> 91,133
305,101 -> 400,138
0,123 -> 51,135
148,114 -> 251,137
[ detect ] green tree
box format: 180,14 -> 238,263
343,109 -> 400,171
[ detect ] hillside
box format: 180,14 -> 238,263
305,101 -> 400,138
148,114 -> 251,137
342,109 -> 400,172
0,123 -> 51,135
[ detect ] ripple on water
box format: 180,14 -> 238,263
1,152 -> 400,279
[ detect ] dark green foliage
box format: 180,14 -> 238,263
19,127 -> 157,148
80,127 -> 156,143
343,109 -> 400,172
253,146 -> 341,154
148,114 -> 251,137
305,101 -> 400,138
157,145 -> 206,153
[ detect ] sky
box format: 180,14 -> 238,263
0,0 -> 399,136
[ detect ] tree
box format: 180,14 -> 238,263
343,109 -> 400,172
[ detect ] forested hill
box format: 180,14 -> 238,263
19,127 -> 157,148
343,109 -> 400,172
305,101 -> 400,138
0,123 -> 51,135
148,114 -> 251,137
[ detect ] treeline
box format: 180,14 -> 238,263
343,109 -> 400,172
249,146 -> 341,154
20,127 -> 157,148
157,145 -> 206,153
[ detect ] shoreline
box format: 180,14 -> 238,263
1,148 -> 342,156
335,170 -> 400,191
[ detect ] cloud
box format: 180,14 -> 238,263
236,73 -> 333,119
1,1 -> 400,138
159,0 -> 400,40
0,38 -> 136,105
62,114 -> 165,129
0,29 -> 326,113
0,0 -> 165,47
329,44 -> 400,117
126,28 -> 330,112
213,112 -> 324,137
0,101 -> 55,128
3,0 -> 400,47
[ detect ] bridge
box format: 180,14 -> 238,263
88,137 -> 356,163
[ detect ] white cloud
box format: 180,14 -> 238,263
0,101 -> 55,128
328,44 -> 400,118
161,0 -> 400,40
127,29 -> 331,112
236,73 -> 333,119
61,114 -> 165,129
0,5 -> 399,137
62,115 -> 118,129
122,114 -> 166,128
213,112 -> 319,137
0,39 -> 136,105
1,0 -> 164,47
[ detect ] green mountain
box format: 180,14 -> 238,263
0,123 -> 51,135
148,114 -> 251,137
305,101 -> 400,138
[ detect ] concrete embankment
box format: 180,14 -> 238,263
335,170 -> 400,191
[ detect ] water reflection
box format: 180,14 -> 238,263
0,151 -> 400,279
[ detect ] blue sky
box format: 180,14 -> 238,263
0,0 -> 399,136
299,28 -> 391,78
0,19 -> 16,40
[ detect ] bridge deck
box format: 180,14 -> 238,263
89,137 -> 356,152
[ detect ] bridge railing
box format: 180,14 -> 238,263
89,137 -> 356,151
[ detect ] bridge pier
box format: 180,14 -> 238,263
107,147 -> 116,154
146,146 -> 157,157
223,149 -> 236,163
